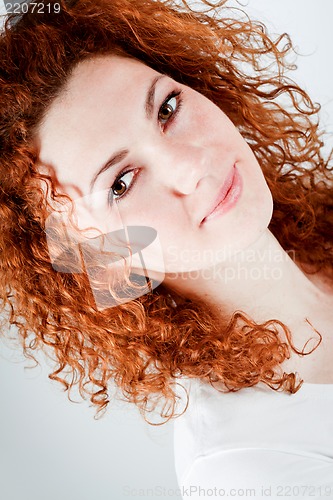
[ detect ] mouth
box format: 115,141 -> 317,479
201,164 -> 242,224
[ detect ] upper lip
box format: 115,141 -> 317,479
201,165 -> 236,223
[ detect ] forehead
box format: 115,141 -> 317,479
36,55 -> 160,190
62,54 -> 158,100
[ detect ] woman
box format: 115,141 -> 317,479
0,0 -> 332,496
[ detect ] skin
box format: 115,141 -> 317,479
36,55 -> 333,384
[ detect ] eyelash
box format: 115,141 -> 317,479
108,89 -> 183,205
158,90 -> 183,129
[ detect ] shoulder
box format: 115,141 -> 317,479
174,380 -> 333,493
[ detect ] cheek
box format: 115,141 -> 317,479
181,90 -> 218,136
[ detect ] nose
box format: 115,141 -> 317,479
147,141 -> 209,195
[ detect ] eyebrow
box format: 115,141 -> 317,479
145,75 -> 165,120
89,74 -> 165,192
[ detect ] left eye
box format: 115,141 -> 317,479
158,94 -> 179,125
109,169 -> 136,203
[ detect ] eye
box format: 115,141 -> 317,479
109,169 -> 137,204
158,91 -> 182,126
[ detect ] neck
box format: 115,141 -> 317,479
164,229 -> 329,333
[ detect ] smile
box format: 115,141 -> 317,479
201,165 -> 242,224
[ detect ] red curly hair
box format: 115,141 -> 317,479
0,0 -> 332,421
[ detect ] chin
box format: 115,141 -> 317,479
244,189 -> 274,248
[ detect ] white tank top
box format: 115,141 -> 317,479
173,378 -> 333,499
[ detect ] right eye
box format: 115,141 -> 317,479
108,169 -> 138,204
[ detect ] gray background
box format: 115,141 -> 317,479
0,1 -> 332,499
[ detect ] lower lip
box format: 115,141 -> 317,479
203,165 -> 242,223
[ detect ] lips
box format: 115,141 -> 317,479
201,165 -> 236,223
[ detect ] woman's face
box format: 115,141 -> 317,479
37,55 -> 273,276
